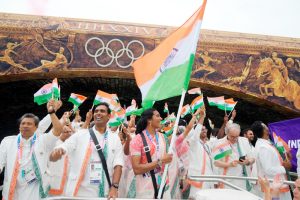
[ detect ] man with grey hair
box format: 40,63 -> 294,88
213,123 -> 255,191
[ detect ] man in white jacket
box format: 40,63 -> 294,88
50,102 -> 124,199
0,99 -> 62,200
183,107 -> 215,198
213,123 -> 255,191
251,121 -> 292,200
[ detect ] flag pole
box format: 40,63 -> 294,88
228,101 -> 238,116
158,89 -> 186,199
224,103 -> 227,115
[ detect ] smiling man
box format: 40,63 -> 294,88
49,102 -> 124,199
0,99 -> 62,200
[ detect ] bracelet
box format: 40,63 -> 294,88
112,183 -> 119,189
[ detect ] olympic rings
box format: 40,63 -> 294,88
85,37 -> 145,68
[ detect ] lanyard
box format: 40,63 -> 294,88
145,130 -> 160,158
91,131 -> 108,150
17,133 -> 37,166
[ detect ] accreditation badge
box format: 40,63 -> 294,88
22,165 -> 37,185
90,161 -> 102,184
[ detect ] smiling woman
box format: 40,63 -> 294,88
130,108 -> 174,199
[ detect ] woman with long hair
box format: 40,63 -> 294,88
130,108 -> 173,199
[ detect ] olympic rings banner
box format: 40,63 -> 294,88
71,35 -> 153,70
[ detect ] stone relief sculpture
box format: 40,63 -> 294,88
31,36 -> 68,72
255,53 -> 300,109
0,42 -> 29,74
222,56 -> 253,85
192,50 -> 221,78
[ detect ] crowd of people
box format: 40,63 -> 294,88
0,98 -> 299,200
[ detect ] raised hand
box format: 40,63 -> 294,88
49,148 -> 66,162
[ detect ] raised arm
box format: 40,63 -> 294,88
122,125 -> 131,156
47,99 -> 63,137
82,109 -> 93,129
217,115 -> 229,139
183,108 -> 200,138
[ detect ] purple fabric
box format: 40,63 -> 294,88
268,117 -> 300,172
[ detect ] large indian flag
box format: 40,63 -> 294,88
190,95 -> 204,112
34,83 -> 52,105
207,96 -> 225,107
68,93 -> 87,107
132,0 -> 207,107
217,98 -> 237,111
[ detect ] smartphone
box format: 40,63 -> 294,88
239,156 -> 246,162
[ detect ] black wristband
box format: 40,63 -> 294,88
112,183 -> 119,189
48,110 -> 56,114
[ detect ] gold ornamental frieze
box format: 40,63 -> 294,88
0,13 -> 299,114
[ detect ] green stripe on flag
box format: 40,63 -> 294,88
214,149 -> 232,160
68,98 -> 81,107
34,93 -> 52,105
192,102 -> 204,112
217,104 -> 234,111
53,88 -> 60,100
208,102 -> 221,106
143,54 -> 194,105
93,99 -> 101,106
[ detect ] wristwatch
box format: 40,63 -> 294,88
112,183 -> 119,189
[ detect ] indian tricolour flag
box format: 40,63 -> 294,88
164,102 -> 169,114
52,78 -> 60,100
212,142 -> 232,160
217,98 -> 237,111
207,96 -> 225,107
34,83 -> 52,105
68,93 -> 87,107
161,113 -> 176,125
188,87 -> 202,95
109,108 -> 126,127
190,95 -> 204,112
125,99 -> 137,116
93,90 -> 112,105
163,126 -> 174,137
180,104 -> 191,118
273,132 -> 290,154
93,90 -> 121,111
132,0 -> 207,107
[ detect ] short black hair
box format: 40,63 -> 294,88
95,102 -> 111,114
211,128 -> 219,137
242,128 -> 252,136
19,113 -> 40,127
251,121 -> 264,138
